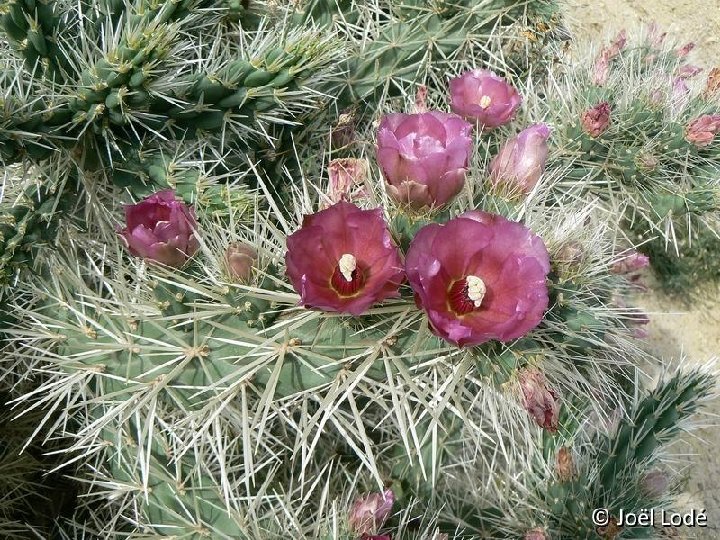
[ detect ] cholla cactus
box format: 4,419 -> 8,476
1,3 -> 718,540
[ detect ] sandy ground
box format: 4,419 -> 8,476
563,1 -> 720,537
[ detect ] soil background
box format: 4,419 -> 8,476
563,1 -> 720,537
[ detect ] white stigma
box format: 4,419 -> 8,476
479,95 -> 492,109
338,253 -> 357,282
465,275 -> 486,307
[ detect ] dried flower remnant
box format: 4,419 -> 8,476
518,367 -> 560,431
225,242 -> 257,282
581,102 -> 611,137
348,489 -> 395,535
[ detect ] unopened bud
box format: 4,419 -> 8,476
225,242 -> 257,282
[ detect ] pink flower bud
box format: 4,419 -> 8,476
449,69 -> 522,129
518,368 -> 560,432
610,250 -> 650,274
525,527 -> 550,540
225,242 -> 257,282
705,67 -> 720,98
376,111 -> 473,209
489,123 -> 551,194
119,190 -> 199,267
592,53 -> 611,86
685,114 -> 720,147
606,30 -> 627,58
640,470 -> 669,498
348,489 -> 395,535
556,447 -> 574,481
671,77 -> 690,110
648,22 -> 666,47
677,65 -> 703,79
324,158 -> 368,208
581,102 -> 611,137
677,42 -> 695,57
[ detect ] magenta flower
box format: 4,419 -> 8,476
685,114 -> 720,147
376,111 -> 473,209
489,124 -> 552,195
225,242 -> 257,282
449,69 -> 522,128
518,367 -> 560,432
119,190 -> 199,267
405,211 -> 550,347
348,489 -> 394,535
285,202 -> 404,315
581,102 -> 611,137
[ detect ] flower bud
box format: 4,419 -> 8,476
489,124 -> 551,194
592,53 -> 611,86
348,489 -> 395,535
331,110 -> 356,148
581,102 -> 611,137
376,111 -> 473,209
705,67 -> 720,98
676,42 -> 695,57
119,190 -> 199,267
518,367 -> 560,432
225,242 -> 257,282
640,469 -> 669,498
606,30 -> 627,58
611,250 -> 650,274
324,158 -> 368,208
677,65 -> 702,79
524,527 -> 550,540
671,77 -> 690,111
685,114 -> 720,147
556,446 -> 575,481
449,69 -> 522,129
648,22 -> 666,48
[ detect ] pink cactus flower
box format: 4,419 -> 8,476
685,114 -> 720,147
405,211 -> 550,347
119,190 -> 199,267
581,102 -> 611,137
489,123 -> 552,194
376,111 -> 473,209
348,489 -> 395,535
518,367 -> 560,432
610,250 -> 650,274
677,41 -> 695,57
285,202 -> 404,316
225,242 -> 257,282
449,69 -> 522,128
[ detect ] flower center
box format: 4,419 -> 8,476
448,275 -> 486,315
479,95 -> 492,109
331,253 -> 366,297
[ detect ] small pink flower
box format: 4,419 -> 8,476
518,367 -> 560,432
685,114 -> 720,147
581,102 -> 611,137
406,211 -> 550,347
449,69 -> 522,128
348,489 -> 394,535
489,124 -> 552,194
376,111 -> 473,209
225,242 -> 257,282
119,190 -> 199,267
285,202 -> 404,316
677,41 -> 695,57
610,250 -> 650,274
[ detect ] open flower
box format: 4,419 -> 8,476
449,69 -> 521,128
376,111 -> 473,209
285,202 -> 404,315
406,211 -> 550,347
348,489 -> 395,535
489,124 -> 552,194
119,190 -> 199,267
